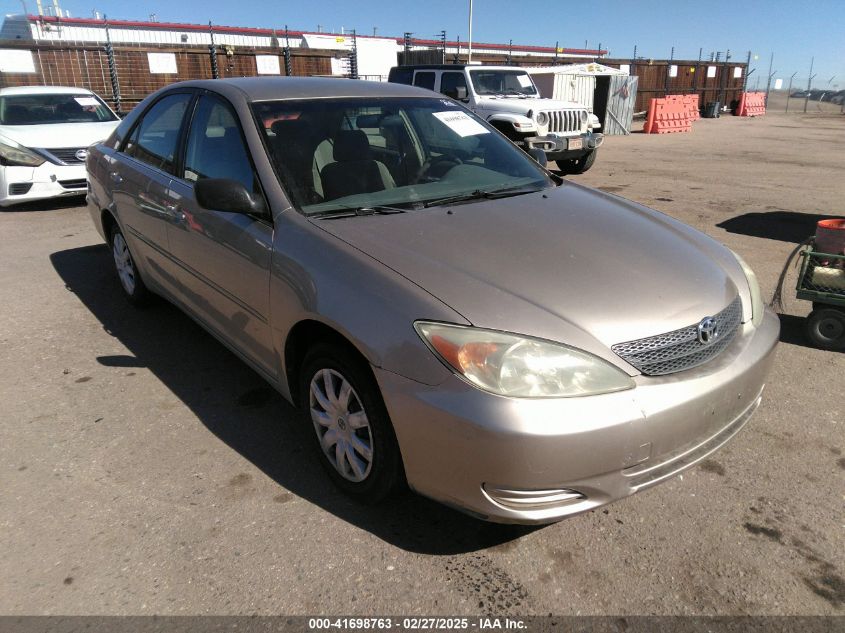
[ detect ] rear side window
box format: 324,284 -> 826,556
388,68 -> 413,85
183,95 -> 257,193
123,93 -> 192,174
413,72 -> 436,91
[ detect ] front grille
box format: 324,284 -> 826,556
545,109 -> 583,133
42,147 -> 87,164
9,183 -> 33,195
58,178 -> 87,190
611,297 -> 743,376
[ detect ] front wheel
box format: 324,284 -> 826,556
109,223 -> 152,307
805,308 -> 845,350
299,344 -> 403,503
559,149 -> 597,175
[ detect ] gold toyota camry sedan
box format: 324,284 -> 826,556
86,77 -> 779,523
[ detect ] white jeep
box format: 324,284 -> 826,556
388,64 -> 603,173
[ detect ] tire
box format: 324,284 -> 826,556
109,222 -> 152,307
561,149 -> 597,175
805,308 -> 845,351
299,344 -> 403,503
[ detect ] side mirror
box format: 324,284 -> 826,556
455,86 -> 468,101
195,178 -> 267,217
527,148 -> 547,167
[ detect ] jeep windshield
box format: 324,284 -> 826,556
253,97 -> 552,216
469,70 -> 538,96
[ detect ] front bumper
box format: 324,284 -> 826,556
0,163 -> 88,207
375,309 -> 779,524
524,131 -> 604,158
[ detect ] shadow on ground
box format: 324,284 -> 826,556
2,195 -> 86,213
50,244 -> 540,554
717,210 -> 845,243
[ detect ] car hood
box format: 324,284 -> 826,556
313,182 -> 746,372
0,121 -> 119,149
477,97 -> 585,116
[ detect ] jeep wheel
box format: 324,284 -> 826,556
560,150 -> 597,175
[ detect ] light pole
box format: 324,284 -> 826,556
467,0 -> 473,63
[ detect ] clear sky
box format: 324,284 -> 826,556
25,0 -> 845,89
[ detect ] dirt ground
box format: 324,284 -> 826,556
1,107 -> 843,617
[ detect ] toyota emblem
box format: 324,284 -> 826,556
697,317 -> 719,345
75,149 -> 88,162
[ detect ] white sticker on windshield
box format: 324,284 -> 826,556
74,97 -> 99,107
516,74 -> 533,88
432,110 -> 490,137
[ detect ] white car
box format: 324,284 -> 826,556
0,86 -> 120,207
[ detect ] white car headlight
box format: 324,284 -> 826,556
580,110 -> 589,125
535,111 -> 549,126
0,136 -> 45,167
415,322 -> 634,398
732,251 -> 764,327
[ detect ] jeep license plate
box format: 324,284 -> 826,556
568,138 -> 583,150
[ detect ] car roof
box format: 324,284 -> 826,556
171,77 -> 436,102
0,86 -> 95,96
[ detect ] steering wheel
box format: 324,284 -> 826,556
417,155 -> 463,182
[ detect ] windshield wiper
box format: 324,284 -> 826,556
422,185 -> 544,208
312,205 -> 408,220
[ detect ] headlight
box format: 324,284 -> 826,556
580,110 -> 589,125
414,322 -> 634,398
0,137 -> 45,167
535,111 -> 549,126
732,251 -> 764,327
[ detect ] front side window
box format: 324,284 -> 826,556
0,93 -> 118,125
123,93 -> 192,174
469,70 -> 538,96
440,72 -> 468,99
253,97 -> 552,215
183,95 -> 257,193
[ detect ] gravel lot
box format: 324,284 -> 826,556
1,108 -> 843,616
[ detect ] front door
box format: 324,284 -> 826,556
164,94 -> 276,377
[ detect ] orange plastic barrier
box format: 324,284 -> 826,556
736,92 -> 766,117
643,95 -> 692,134
684,94 -> 700,121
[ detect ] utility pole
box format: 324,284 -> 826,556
804,57 -> 814,113
467,0 -> 473,63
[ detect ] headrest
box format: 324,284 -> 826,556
333,130 -> 370,162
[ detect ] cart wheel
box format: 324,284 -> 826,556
805,308 -> 845,351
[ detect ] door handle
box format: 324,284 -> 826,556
109,171 -> 123,184
165,203 -> 185,222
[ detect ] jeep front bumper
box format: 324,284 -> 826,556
525,131 -> 604,158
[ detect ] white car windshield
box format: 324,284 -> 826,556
469,70 -> 538,96
253,97 -> 553,216
0,93 -> 118,125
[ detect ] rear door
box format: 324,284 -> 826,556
110,91 -> 194,292
164,93 -> 275,376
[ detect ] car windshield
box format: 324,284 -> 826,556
253,97 -> 552,215
0,93 -> 118,125
469,70 -> 538,96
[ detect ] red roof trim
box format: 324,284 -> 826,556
26,14 -> 606,55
